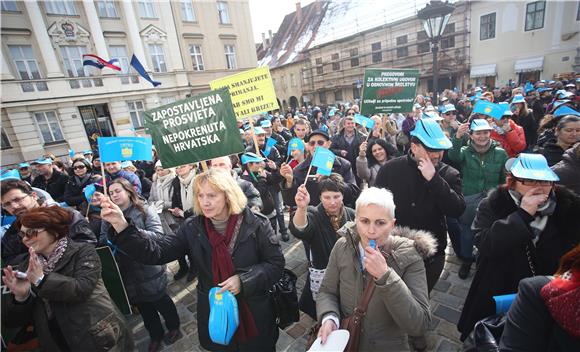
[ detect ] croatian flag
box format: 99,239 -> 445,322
82,54 -> 122,71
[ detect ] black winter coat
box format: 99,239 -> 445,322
499,276 -> 580,352
1,208 -> 96,266
113,207 -> 285,351
1,240 -> 134,351
63,173 -> 101,207
375,153 -> 465,254
103,204 -> 168,304
240,170 -> 283,215
282,155 -> 360,208
551,147 -> 580,195
539,140 -> 565,166
330,130 -> 367,177
31,170 -> 68,202
457,186 -> 580,340
511,110 -> 537,149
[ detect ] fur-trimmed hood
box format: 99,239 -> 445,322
337,221 -> 438,260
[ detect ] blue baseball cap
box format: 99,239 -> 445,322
83,150 -> 93,155
260,120 -> 272,128
0,169 -> 21,181
240,152 -> 265,165
505,153 -> 559,182
253,126 -> 266,135
18,162 -> 31,169
441,104 -> 457,114
470,119 -> 493,132
537,87 -> 551,93
421,111 -> 443,121
511,94 -> 525,104
410,118 -> 452,150
31,158 -> 52,165
553,105 -> 580,117
120,161 -> 134,168
208,287 -> 239,346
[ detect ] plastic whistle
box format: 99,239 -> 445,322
369,240 -> 376,249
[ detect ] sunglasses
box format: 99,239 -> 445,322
73,165 -> 87,170
308,140 -> 326,146
18,228 -> 44,239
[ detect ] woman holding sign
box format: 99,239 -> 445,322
101,169 -> 285,351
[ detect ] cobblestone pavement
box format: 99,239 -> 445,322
128,229 -> 473,352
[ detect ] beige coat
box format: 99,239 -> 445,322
317,222 -> 436,351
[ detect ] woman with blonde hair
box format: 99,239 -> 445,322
101,169 -> 285,351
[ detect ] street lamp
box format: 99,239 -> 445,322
417,0 -> 455,105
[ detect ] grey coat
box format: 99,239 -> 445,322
355,157 -> 383,187
102,204 -> 168,303
317,223 -> 436,351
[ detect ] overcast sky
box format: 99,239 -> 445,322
249,0 -> 315,44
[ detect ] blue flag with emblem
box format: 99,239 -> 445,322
98,137 -> 153,162
263,137 -> 277,157
354,113 -> 375,129
287,137 -> 304,157
311,146 -> 336,176
84,184 -> 96,202
473,100 -> 504,120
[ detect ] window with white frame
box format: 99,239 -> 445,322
224,45 -> 236,69
189,45 -> 205,71
34,111 -> 64,143
109,45 -> 139,84
525,1 -> 546,31
480,13 -> 496,40
127,101 -> 145,128
1,1 -> 18,11
45,0 -> 76,15
8,45 -> 48,92
217,1 -> 230,24
1,129 -> 11,149
148,44 -> 167,72
60,45 -> 94,88
181,0 -> 196,22
96,0 -> 117,18
138,0 -> 156,18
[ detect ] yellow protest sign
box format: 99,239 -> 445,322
209,66 -> 278,120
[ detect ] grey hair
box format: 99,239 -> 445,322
355,187 -> 396,219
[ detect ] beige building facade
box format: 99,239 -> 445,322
469,1 -> 580,87
1,0 -> 257,168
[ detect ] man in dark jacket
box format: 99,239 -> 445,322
280,130 -> 360,209
551,142 -> 580,194
31,158 -> 68,202
209,156 -> 263,212
375,118 -> 465,292
330,115 -> 367,186
17,162 -> 33,184
1,179 -> 96,266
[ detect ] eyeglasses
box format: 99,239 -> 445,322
444,112 -> 456,116
19,167 -> 29,170
18,228 -> 44,239
309,140 -> 326,146
73,165 -> 86,170
517,178 -> 554,186
2,194 -> 30,208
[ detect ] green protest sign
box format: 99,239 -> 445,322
143,87 -> 244,168
360,68 -> 419,115
97,246 -> 132,315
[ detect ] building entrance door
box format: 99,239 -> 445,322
78,104 -> 115,150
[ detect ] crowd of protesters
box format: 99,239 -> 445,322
1,77 -> 579,351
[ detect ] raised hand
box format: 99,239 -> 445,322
295,184 -> 310,209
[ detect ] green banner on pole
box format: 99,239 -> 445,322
143,87 -> 244,168
97,246 -> 132,315
360,68 -> 419,115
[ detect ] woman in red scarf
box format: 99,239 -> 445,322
101,168 -> 285,351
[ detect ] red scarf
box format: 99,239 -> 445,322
540,269 -> 580,338
204,214 -> 258,343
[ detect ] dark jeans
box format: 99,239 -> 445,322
135,293 -> 180,342
425,252 -> 446,293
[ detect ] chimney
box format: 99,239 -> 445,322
262,32 -> 267,48
268,29 -> 273,43
296,2 -> 302,24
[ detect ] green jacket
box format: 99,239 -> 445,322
448,136 -> 508,196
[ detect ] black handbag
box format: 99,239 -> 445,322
270,268 -> 300,329
462,314 -> 506,352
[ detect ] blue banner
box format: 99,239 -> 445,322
311,146 -> 336,176
97,137 -> 153,162
263,137 -> 277,157
473,100 -> 504,120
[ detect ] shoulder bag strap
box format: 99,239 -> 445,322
355,279 -> 376,314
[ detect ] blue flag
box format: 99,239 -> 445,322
287,138 -> 304,157
524,82 -> 534,94
84,184 -> 96,202
263,137 -> 277,157
68,149 -> 75,158
97,137 -> 153,162
130,55 -> 161,87
311,146 -> 336,176
354,113 -> 375,129
473,100 -> 504,120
